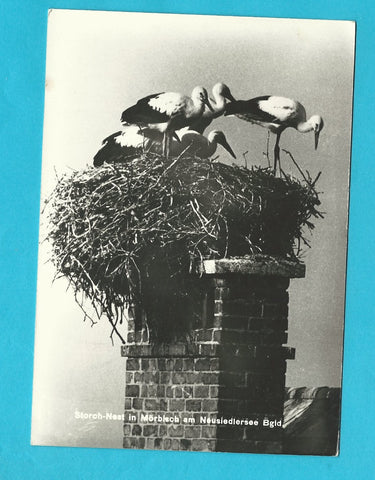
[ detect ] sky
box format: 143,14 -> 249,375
32,10 -> 355,448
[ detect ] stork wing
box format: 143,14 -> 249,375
102,130 -> 122,145
121,92 -> 170,124
225,96 -> 282,123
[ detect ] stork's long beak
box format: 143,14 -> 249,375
220,138 -> 236,159
204,97 -> 214,112
314,130 -> 320,150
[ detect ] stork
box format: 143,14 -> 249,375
176,129 -> 236,159
121,87 -> 213,158
93,125 -> 162,167
188,82 -> 236,134
93,126 -> 236,166
224,96 -> 324,173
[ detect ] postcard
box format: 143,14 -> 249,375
31,9 -> 355,454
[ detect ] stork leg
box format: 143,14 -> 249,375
162,131 -> 173,158
162,133 -> 168,158
273,132 -> 281,175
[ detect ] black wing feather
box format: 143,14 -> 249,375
121,92 -> 170,124
224,96 -> 281,123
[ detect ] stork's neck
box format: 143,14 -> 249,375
205,139 -> 217,157
296,119 -> 314,133
191,97 -> 206,116
212,91 -> 226,110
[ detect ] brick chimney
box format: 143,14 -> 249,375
121,255 -> 304,453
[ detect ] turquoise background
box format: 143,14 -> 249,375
0,1 -> 373,479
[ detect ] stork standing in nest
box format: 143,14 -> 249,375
224,96 -> 324,173
93,126 -> 236,166
121,87 -> 213,158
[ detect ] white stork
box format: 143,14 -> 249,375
93,126 -> 236,166
188,82 -> 236,134
224,96 -> 324,173
93,125 -> 162,167
121,87 -> 213,157
176,129 -> 236,159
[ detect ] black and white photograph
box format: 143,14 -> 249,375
31,9 -> 355,455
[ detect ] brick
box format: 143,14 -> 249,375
134,372 -> 144,382
185,426 -> 201,438
195,329 -> 214,342
143,425 -> 158,437
140,385 -> 148,397
213,330 -> 222,342
124,398 -> 132,409
125,372 -> 133,383
157,385 -> 166,397
123,424 -> 131,436
172,372 -> 186,384
165,358 -> 177,371
144,372 -> 159,383
147,385 -> 157,397
199,344 -> 218,356
167,345 -> 186,355
214,301 -> 223,314
144,399 -> 159,410
194,386 -> 209,397
195,358 -> 210,371
159,425 -> 168,436
202,399 -> 218,412
202,373 -> 219,385
163,438 -> 172,449
173,358 -> 183,371
145,438 -> 154,449
210,386 -> 219,397
169,399 -> 185,410
157,358 -> 166,370
160,372 -> 171,384
127,332 -> 135,343
171,439 -> 180,450
183,358 -> 194,370
166,386 -> 174,398
126,358 -> 140,370
132,425 -> 142,436
186,372 -> 200,384
132,398 -> 143,409
186,400 -> 202,412
135,331 -> 143,343
180,438 -> 192,450
212,316 -> 223,328
142,358 -> 158,371
154,438 -> 163,449
176,385 -> 193,399
169,425 -> 184,437
126,385 -> 140,397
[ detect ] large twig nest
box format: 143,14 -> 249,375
45,154 -> 322,342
